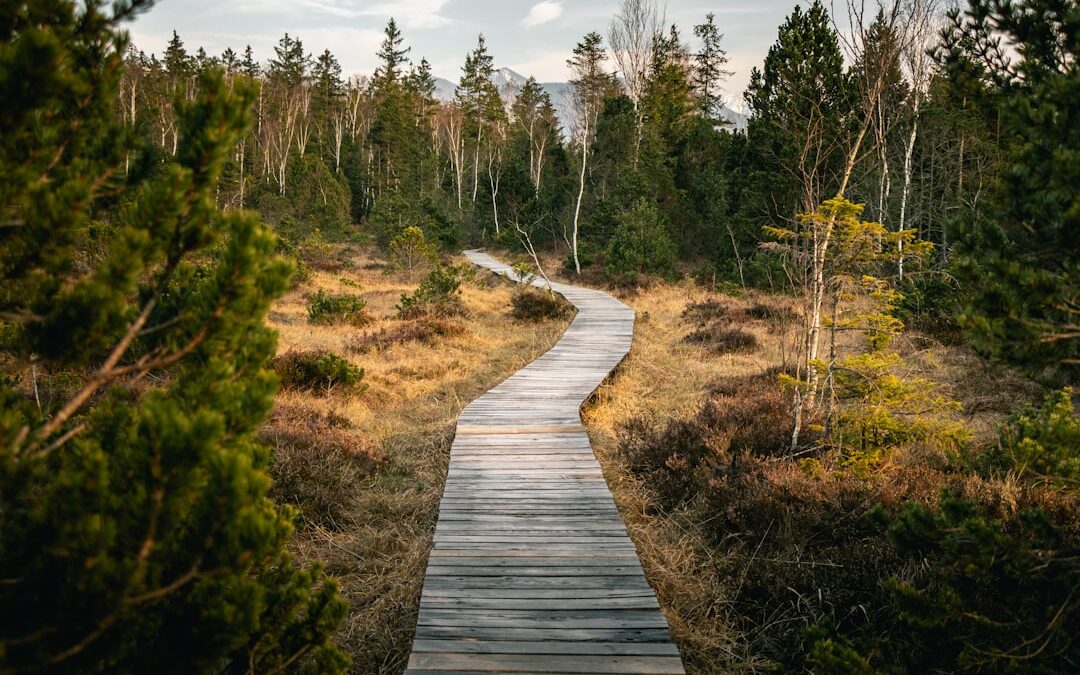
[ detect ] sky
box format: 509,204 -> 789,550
128,1 -> 805,112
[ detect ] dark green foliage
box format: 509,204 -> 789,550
307,289 -> 369,326
272,350 -> 365,393
510,288 -> 572,322
897,272 -> 965,343
981,388 -> 1080,487
744,0 -> 850,218
879,491 -> 1078,673
397,264 -> 468,318
605,199 -> 677,281
943,0 -> 1080,377
0,2 -> 347,672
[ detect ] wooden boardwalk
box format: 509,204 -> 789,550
405,251 -> 684,674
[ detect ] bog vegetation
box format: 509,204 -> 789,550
0,0 -> 1077,673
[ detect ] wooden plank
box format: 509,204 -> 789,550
419,596 -> 660,610
407,653 -> 684,674
410,640 -> 678,656
405,250 -> 683,675
413,626 -> 672,642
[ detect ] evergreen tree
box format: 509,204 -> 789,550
373,17 -> 410,88
268,33 -> 310,89
942,0 -> 1080,377
0,1 -> 347,672
692,13 -> 733,122
745,0 -> 850,219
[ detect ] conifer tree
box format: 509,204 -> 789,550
0,2 -> 348,671
942,0 -> 1080,376
692,13 -> 733,122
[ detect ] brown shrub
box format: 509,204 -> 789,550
348,319 -> 464,354
683,326 -> 760,354
263,404 -> 385,529
681,297 -> 739,324
745,297 -> 801,326
510,288 -> 573,322
620,373 -> 792,506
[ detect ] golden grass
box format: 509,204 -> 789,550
265,246 -> 570,673
268,243 -> 1040,673
536,267 -> 1043,673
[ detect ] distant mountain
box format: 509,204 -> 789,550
433,67 -> 747,134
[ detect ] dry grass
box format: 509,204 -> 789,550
264,245 -> 570,673
535,267 -> 1046,673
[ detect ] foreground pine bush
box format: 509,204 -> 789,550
0,2 -> 347,671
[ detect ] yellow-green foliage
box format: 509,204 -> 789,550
774,198 -> 962,474
386,226 -> 438,278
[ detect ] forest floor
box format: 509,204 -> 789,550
262,244 -> 571,673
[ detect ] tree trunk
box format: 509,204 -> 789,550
571,117 -> 590,275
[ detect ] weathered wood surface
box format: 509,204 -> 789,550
405,251 -> 684,674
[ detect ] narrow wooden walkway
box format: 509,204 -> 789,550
405,251 -> 684,674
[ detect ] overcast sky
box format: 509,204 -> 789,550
128,1 -> 805,112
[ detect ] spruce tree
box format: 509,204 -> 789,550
692,13 -> 733,122
745,0 -> 850,218
0,1 -> 348,671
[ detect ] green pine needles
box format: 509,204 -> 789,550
0,2 -> 348,672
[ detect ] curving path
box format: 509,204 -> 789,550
405,251 -> 684,675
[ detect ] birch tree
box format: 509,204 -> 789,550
567,32 -> 618,274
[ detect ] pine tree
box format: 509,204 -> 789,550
745,0 -> 849,217
0,2 -> 348,671
456,34 -> 502,210
374,17 -> 410,88
692,13 -> 733,122
942,0 -> 1080,377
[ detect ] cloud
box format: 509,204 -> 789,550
522,1 -> 563,28
224,0 -> 454,29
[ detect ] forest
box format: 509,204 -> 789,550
0,0 -> 1077,673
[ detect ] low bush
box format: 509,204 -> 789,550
511,288 -> 572,322
349,319 -> 464,354
307,289 -> 370,326
980,387 -> 1080,487
683,326 -> 760,354
272,350 -> 365,394
263,405 -> 385,529
620,373 -> 792,506
681,297 -> 737,324
745,297 -> 800,326
397,264 -> 468,318
386,226 -> 438,278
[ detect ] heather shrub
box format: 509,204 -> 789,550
511,288 -> 572,322
349,319 -> 464,354
263,405 -> 384,529
683,326 -> 760,354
